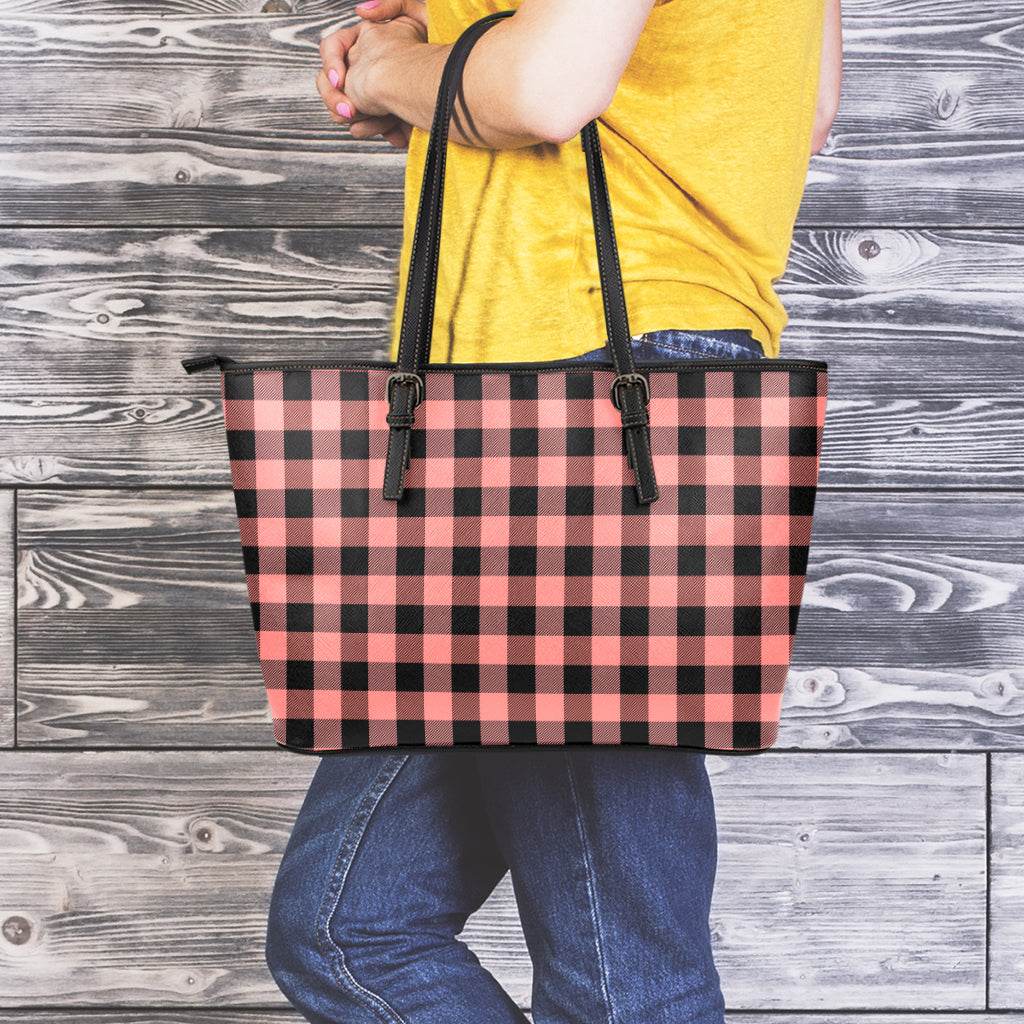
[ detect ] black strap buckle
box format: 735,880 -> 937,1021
610,372 -> 650,410
386,372 -> 425,408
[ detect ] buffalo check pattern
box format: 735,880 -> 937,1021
220,361 -> 827,753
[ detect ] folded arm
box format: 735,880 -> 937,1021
318,0 -> 657,149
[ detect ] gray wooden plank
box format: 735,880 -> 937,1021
0,135 -> 407,228
0,489 -> 13,748
2,227 -> 1023,394
0,751 -> 985,1008
1,227 -> 1022,487
14,489 -> 1024,749
990,753 -> 1024,1008
0,2 -> 1021,227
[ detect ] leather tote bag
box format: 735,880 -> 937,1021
183,10 -> 828,755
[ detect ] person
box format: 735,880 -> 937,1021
265,2 -> 842,1023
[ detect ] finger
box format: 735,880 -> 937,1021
382,125 -> 409,149
355,0 -> 427,27
348,114 -> 401,139
315,68 -> 358,121
318,24 -> 357,88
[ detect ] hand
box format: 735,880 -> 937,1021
317,0 -> 428,148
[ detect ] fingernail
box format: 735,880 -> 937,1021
336,102 -> 352,118
358,1 -> 380,8
328,68 -> 339,88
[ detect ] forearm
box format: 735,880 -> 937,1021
372,28 -> 549,150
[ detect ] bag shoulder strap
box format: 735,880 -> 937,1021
384,9 -> 658,504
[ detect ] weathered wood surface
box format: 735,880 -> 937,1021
2,227 -> 1022,488
0,751 -> 986,1008
0,4 -> 1023,226
0,491 -> 14,749
14,489 -> 1023,750
990,754 -> 1024,1008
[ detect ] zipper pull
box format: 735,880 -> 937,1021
181,354 -> 226,375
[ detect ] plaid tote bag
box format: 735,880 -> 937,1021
184,10 -> 828,754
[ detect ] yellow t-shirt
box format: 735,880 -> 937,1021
389,0 -> 826,363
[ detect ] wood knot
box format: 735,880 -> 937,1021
858,239 -> 881,260
936,88 -> 960,121
189,818 -> 222,851
2,915 -> 33,946
262,0 -> 293,11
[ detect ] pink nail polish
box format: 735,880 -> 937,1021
328,68 -> 339,88
336,102 -> 353,118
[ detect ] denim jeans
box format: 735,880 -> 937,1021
265,330 -> 763,1024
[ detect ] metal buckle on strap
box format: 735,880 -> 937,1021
610,372 -> 650,411
386,372 -> 425,408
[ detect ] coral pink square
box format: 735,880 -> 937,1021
424,690 -> 453,723
424,398 -> 456,432
257,518 -> 287,547
482,458 -> 510,489
255,459 -> 288,490
481,399 -> 511,429
648,693 -> 678,723
479,692 -> 510,722
534,635 -> 564,666
760,574 -> 790,606
534,577 -> 565,606
313,630 -> 342,661
368,516 -> 398,548
266,686 -> 290,721
479,635 -> 507,665
424,516 -> 454,548
591,693 -> 622,722
480,516 -> 510,547
426,458 -> 455,489
258,573 -> 287,604
423,634 -> 452,665
367,575 -> 396,607
704,693 -> 736,722
761,455 -> 794,487
312,460 -> 343,490
591,634 -> 620,664
312,575 -> 343,604
761,633 -> 791,665
704,574 -> 735,606
367,689 -> 398,722
705,455 -> 736,486
648,575 -> 677,607
313,688 -> 341,719
590,576 -> 620,608
310,401 -> 340,432
648,635 -> 677,666
258,631 -> 289,661
422,575 -> 454,605
312,517 -> 343,548
478,577 -> 509,607
535,693 -> 565,722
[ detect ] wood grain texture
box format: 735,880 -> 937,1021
14,489 -> 1024,750
0,5 -> 1022,226
0,751 -> 986,1009
1,227 -> 1022,487
0,490 -> 13,748
990,753 -> 1024,1008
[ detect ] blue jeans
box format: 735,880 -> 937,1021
265,330 -> 763,1024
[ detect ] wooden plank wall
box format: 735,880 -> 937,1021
1,0 -> 1022,1020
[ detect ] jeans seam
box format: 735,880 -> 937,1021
563,752 -> 618,1024
315,753 -> 412,1024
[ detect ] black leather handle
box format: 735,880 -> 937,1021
383,9 -> 658,503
